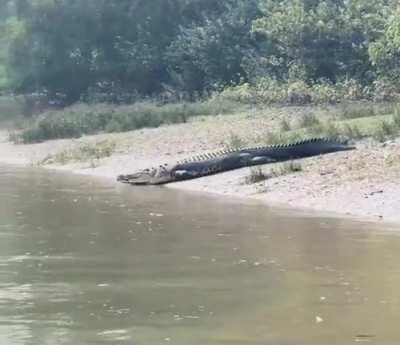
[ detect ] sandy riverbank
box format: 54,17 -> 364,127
1,111 -> 399,224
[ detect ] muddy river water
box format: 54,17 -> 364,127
0,165 -> 399,344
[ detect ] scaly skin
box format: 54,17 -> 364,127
117,138 -> 355,185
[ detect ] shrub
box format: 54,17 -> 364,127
215,78 -> 395,106
255,78 -> 288,104
372,120 -> 399,142
279,118 -> 291,132
372,78 -> 400,102
341,124 -> 363,140
338,102 -> 376,119
245,167 -> 268,184
373,126 -> 388,143
245,161 -> 302,185
311,81 -> 339,104
308,121 -> 341,139
322,121 -> 341,139
214,78 -> 288,105
18,100 -> 238,143
215,83 -> 256,104
393,106 -> 400,128
41,140 -> 117,165
336,79 -> 366,101
0,96 -> 24,121
272,161 -> 302,176
287,80 -> 312,105
225,132 -> 247,150
298,113 -> 320,128
262,131 -> 283,145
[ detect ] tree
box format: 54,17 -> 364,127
0,0 -> 18,90
253,0 -> 391,83
369,5 -> 400,82
4,0 -> 400,103
166,0 -> 261,96
8,0 -> 189,103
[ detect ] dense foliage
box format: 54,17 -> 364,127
1,0 -> 400,104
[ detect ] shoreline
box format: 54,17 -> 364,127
1,113 -> 400,226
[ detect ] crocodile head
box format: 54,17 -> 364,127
117,164 -> 176,185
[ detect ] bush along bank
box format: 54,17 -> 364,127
14,99 -> 239,143
11,79 -> 400,144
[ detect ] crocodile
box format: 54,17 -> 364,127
117,138 -> 355,185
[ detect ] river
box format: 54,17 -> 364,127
0,165 -> 399,344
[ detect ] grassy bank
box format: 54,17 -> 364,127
31,101 -> 400,170
222,102 -> 400,148
2,76 -> 399,144
2,88 -> 399,148
256,111 -> 400,145
215,78 -> 400,105
12,99 -> 241,143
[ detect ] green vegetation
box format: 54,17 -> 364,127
394,107 -> 400,127
271,161 -> 303,177
41,140 -> 117,165
214,78 -> 398,106
245,161 -> 302,184
279,118 -> 291,132
0,96 -> 23,121
14,100 -> 239,143
225,132 -> 248,150
385,150 -> 400,166
2,0 -> 261,104
1,0 -> 400,143
298,113 -> 321,129
253,106 -> 400,146
15,99 -> 400,146
0,0 -> 399,104
245,167 -> 269,184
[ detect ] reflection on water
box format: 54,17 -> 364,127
0,165 -> 399,344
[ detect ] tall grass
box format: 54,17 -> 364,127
0,96 -> 24,122
17,99 -> 239,143
244,162 -> 302,185
41,140 -> 117,165
257,108 -> 400,146
373,120 -> 399,142
245,167 -> 268,184
225,131 -> 247,149
337,102 -> 395,120
298,113 -> 320,128
215,78 -> 400,106
279,118 -> 291,132
393,106 -> 400,128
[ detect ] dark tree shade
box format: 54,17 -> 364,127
3,0 -> 400,103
